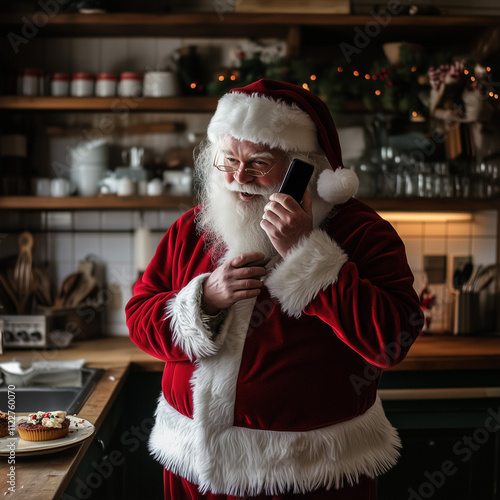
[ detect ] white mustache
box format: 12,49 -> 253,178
225,181 -> 279,196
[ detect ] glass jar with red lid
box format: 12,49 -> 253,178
71,72 -> 95,97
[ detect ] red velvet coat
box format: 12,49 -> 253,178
126,197 -> 423,496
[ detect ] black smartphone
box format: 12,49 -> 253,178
278,159 -> 314,203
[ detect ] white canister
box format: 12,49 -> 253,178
143,71 -> 179,97
50,178 -> 71,197
33,178 -> 51,196
117,177 -> 135,196
50,73 -> 71,96
95,72 -> 118,97
71,72 -> 95,97
118,72 -> 142,97
18,68 -> 40,96
147,178 -> 163,196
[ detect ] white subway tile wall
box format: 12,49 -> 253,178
393,211 -> 497,278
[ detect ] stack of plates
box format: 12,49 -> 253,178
70,139 -> 109,196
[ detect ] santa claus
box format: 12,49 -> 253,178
126,79 -> 423,499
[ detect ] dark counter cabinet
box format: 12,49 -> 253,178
378,369 -> 500,499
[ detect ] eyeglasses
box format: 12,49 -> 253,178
212,149 -> 277,177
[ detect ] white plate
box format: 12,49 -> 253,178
0,416 -> 95,457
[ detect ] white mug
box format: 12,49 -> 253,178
34,178 -> 51,196
117,177 -> 135,196
143,71 -> 179,97
50,178 -> 71,197
147,178 -> 163,196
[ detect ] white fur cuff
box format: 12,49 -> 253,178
165,273 -> 230,360
266,229 -> 348,317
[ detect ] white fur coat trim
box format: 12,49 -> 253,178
266,229 -> 348,317
207,92 -> 321,153
165,273 -> 233,360
149,395 -> 400,496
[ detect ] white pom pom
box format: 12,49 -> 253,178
317,168 -> 359,205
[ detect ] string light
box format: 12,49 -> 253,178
489,91 -> 494,97
302,83 -> 310,90
218,75 -> 225,82
470,76 -> 476,82
190,82 -> 197,89
364,74 -> 370,80
353,70 -> 360,77
230,75 -> 236,81
495,94 -> 499,99
375,90 -> 381,96
412,111 -> 418,117
464,69 -> 469,75
487,66 -> 491,72
337,66 -> 343,72
310,74 -> 317,81
411,66 -> 417,72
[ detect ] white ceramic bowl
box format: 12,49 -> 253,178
71,164 -> 106,196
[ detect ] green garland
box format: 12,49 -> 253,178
206,44 -> 499,119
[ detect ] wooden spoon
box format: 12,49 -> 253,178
13,232 -> 34,298
53,272 -> 82,310
64,274 -> 98,308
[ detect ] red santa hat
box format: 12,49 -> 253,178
207,79 -> 358,205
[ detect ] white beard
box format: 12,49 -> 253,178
196,161 -> 334,264
197,171 -> 279,263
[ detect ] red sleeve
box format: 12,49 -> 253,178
125,209 -> 214,362
305,218 -> 423,368
266,200 -> 423,368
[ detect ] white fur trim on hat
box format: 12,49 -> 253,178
207,92 -> 321,153
317,167 -> 359,205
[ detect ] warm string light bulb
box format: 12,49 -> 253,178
218,75 -> 224,82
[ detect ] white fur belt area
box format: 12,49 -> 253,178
148,395 -> 401,496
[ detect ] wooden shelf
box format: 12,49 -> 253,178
0,195 -> 197,210
0,195 -> 497,211
0,97 -> 417,115
1,13 -> 499,39
0,96 -> 219,112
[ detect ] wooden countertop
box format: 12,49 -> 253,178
1,333 -> 500,498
